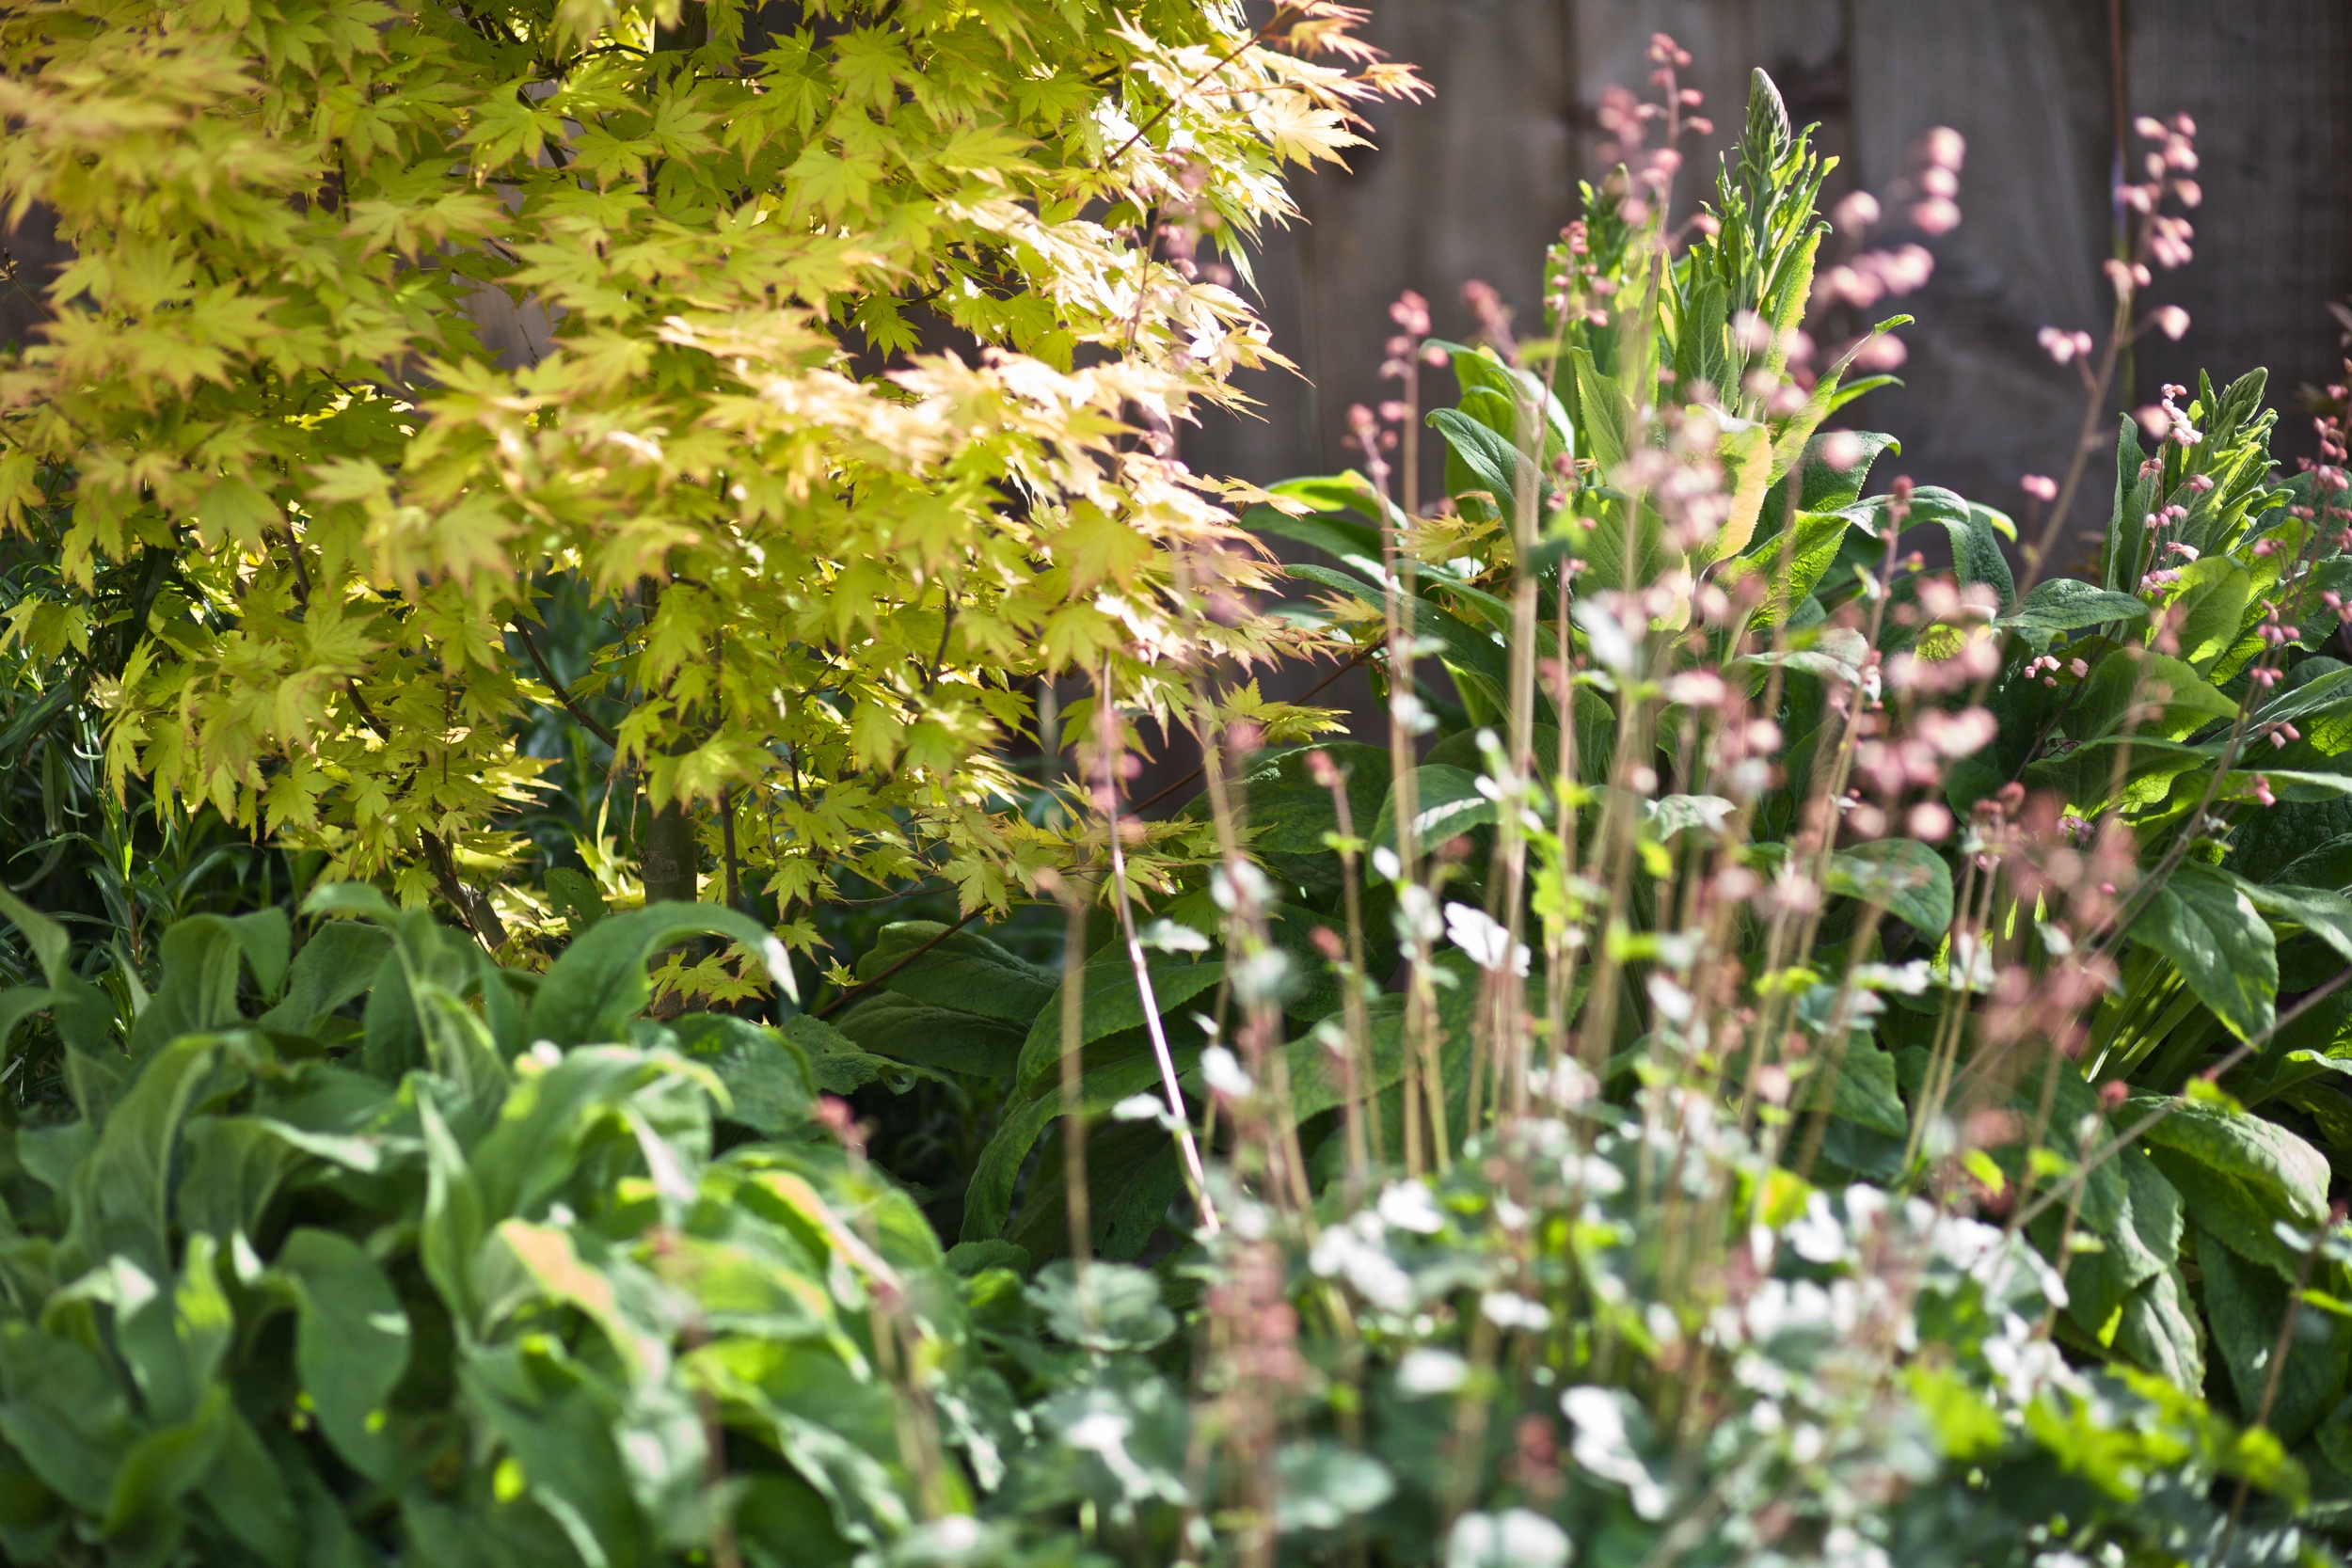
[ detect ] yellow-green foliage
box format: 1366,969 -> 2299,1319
0,0 -> 1406,935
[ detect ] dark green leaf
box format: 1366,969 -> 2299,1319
279,1228 -> 411,1481
2135,1092 -> 2328,1276
1997,578 -> 2149,643
834,991 -> 1025,1078
673,1014 -> 817,1132
2128,862 -> 2278,1041
1827,839 -> 1954,934
854,921 -> 1057,1023
1371,765 -> 1498,855
1012,947 -> 1223,1089
253,922 -> 391,1034
2199,1227 -> 2349,1443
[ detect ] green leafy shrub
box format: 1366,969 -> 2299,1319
0,885 -> 1008,1564
811,59 -> 2352,1564
0,890 -> 2320,1568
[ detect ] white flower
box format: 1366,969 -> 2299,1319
1561,1386 -> 1667,1519
1788,1192 -> 1849,1264
1481,1293 -> 1554,1333
1397,1348 -> 1469,1397
1445,903 -> 1532,975
1137,918 -> 1209,954
1377,1180 -> 1446,1235
1449,1510 -> 1572,1568
1200,1046 -> 1253,1098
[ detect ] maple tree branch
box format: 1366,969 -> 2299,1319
813,906 -> 986,1019
516,618 -> 622,747
1104,8 -> 1294,166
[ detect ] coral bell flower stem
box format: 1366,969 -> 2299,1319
1097,665 -> 1219,1236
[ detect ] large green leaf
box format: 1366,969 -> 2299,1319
1435,339 -> 1573,459
0,885 -> 72,990
1427,406 -> 1534,518
2025,736 -> 2218,816
1193,742 -> 1393,906
671,1014 -> 818,1132
2250,663 -> 2352,735
1848,487 -> 2014,610
193,1403 -> 298,1568
2164,556 -> 2252,674
1569,347 -> 1629,478
528,902 -> 783,1047
961,1052 -> 1187,1243
1011,947 -> 1223,1089
2134,1093 -> 2329,1277
1716,508 -> 1868,626
466,1369 -> 650,1568
1756,431 -> 1899,535
1827,839 -> 1953,935
1370,765 -> 1499,855
2100,414 -> 2159,594
854,922 -> 1057,1023
834,991 -> 1025,1079
1286,564 -> 1512,721
126,914 -> 278,1059
255,923 -> 394,1035
279,1228 -> 410,1481
2070,651 -> 2237,742
1997,578 -> 2149,644
0,1325 -> 135,1514
2113,1265 -> 2204,1391
2199,1227 -> 2350,1443
68,1034 -> 224,1278
2127,862 -> 2277,1041
1804,1035 -> 1910,1138
2238,879 -> 2352,964
177,1117 -> 307,1243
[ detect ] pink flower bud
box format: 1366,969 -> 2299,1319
1834,190 -> 1882,232
1822,431 -> 1867,470
1921,127 -> 1965,169
1911,198 -> 1961,235
2020,473 -> 2058,501
1852,334 -> 1908,372
2151,305 -> 2190,340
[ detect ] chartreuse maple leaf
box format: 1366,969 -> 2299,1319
0,0 -> 1418,952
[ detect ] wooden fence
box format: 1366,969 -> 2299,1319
1189,0 -> 2352,563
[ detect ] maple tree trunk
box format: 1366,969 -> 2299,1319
643,802 -> 700,908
